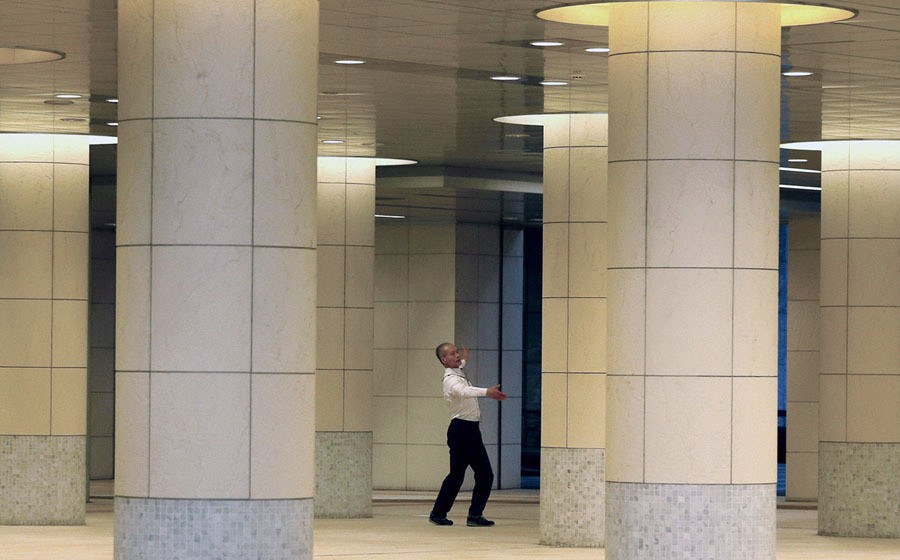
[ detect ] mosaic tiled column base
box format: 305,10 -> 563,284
315,431 -> 372,518
115,497 -> 312,559
819,442 -> 900,537
606,482 -> 775,560
0,436 -> 85,525
539,447 -> 604,547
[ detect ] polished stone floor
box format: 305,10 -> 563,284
0,488 -> 898,559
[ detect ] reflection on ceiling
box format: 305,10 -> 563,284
3,1 -> 900,224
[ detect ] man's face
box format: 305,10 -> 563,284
441,345 -> 462,368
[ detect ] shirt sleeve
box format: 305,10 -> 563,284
444,373 -> 488,398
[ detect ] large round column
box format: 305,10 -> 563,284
801,140 -> 899,537
115,1 -> 319,557
315,157 -> 375,518
0,134 -> 89,525
537,2 -> 851,559
500,113 -> 608,547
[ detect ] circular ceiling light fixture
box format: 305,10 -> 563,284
530,40 -> 563,47
0,46 -> 65,65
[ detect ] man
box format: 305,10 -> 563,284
429,342 -> 506,527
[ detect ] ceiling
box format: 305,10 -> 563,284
3,0 -> 900,224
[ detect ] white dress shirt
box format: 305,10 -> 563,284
442,360 -> 488,421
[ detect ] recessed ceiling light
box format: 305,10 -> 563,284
788,158 -> 808,163
335,59 -> 365,65
585,46 -> 610,53
540,80 -> 568,86
322,139 -> 344,144
531,41 -> 563,47
491,76 -> 520,81
783,71 -> 813,77
54,93 -> 82,99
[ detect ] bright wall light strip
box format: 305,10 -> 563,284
321,139 -> 344,144
779,167 -> 820,174
540,80 -> 568,86
530,41 -> 563,47
585,46 -> 609,53
55,93 -> 83,99
788,158 -> 808,163
783,71 -> 813,77
780,184 -> 822,191
335,59 -> 365,64
375,214 -> 406,219
491,76 -> 520,81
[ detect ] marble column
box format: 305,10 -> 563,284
315,157 -> 375,518
814,141 -> 900,537
0,133 -> 89,525
785,215 -> 820,501
536,3 -> 850,557
115,1 -> 319,557
535,114 -> 608,547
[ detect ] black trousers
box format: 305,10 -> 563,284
431,418 -> 493,518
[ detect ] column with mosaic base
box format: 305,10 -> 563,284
498,113 -> 608,547
115,1 -> 319,557
538,2 -> 852,559
786,140 -> 900,538
315,157 -> 375,518
0,134 -> 89,525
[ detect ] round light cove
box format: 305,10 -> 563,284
536,3 -> 855,27
0,46 -> 65,65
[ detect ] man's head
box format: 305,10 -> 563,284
435,342 -> 461,368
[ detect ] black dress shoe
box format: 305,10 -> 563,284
466,515 -> 495,527
429,514 -> 453,526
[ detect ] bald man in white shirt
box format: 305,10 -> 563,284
429,342 -> 506,527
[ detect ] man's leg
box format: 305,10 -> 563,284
431,420 -> 468,519
467,427 -> 493,518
